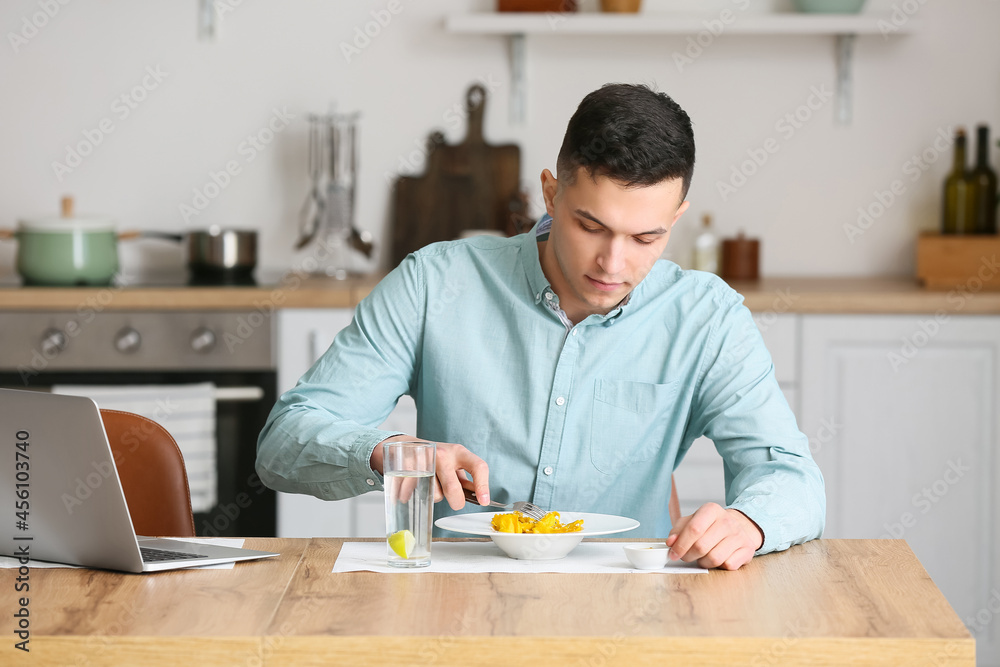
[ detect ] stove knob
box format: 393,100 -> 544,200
114,327 -> 142,354
40,328 -> 67,357
190,327 -> 217,353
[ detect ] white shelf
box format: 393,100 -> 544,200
444,12 -> 916,125
446,12 -> 913,36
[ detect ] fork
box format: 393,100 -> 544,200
462,488 -> 547,520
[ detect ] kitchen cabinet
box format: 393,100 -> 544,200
672,313 -> 799,516
800,314 -> 1000,667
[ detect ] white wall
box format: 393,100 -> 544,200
1,0 -> 997,280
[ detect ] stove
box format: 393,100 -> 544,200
0,305 -> 279,537
0,311 -> 272,372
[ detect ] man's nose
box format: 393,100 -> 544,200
597,238 -> 626,276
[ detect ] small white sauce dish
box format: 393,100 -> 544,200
623,544 -> 670,570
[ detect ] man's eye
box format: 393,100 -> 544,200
634,237 -> 654,245
580,223 -> 601,234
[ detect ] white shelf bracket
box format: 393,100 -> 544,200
509,33 -> 527,125
835,34 -> 856,126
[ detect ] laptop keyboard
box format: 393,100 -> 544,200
140,547 -> 204,562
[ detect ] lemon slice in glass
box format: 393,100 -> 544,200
388,529 -> 416,559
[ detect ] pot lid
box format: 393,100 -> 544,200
18,195 -> 115,232
19,217 -> 116,232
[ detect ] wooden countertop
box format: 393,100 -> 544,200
0,275 -> 998,313
5,538 -> 974,666
730,276 -> 1000,315
0,275 -> 380,311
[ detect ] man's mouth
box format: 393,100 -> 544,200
586,276 -> 623,292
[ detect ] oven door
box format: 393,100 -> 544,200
0,370 -> 277,537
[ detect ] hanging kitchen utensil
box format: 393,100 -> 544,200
295,119 -> 326,251
321,113 -> 356,280
295,112 -> 373,278
344,112 -> 375,260
390,83 -> 522,267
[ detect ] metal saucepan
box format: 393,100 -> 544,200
132,226 -> 258,285
0,197 -> 123,286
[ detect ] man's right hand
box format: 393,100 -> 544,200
371,435 -> 490,511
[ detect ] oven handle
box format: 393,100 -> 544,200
214,386 -> 265,402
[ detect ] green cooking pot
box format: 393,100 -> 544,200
0,216 -> 120,286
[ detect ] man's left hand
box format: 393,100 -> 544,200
665,503 -> 764,570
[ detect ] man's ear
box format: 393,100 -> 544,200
540,169 -> 558,218
671,200 -> 691,228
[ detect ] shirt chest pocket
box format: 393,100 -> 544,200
590,379 -> 679,475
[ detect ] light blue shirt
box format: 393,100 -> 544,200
256,218 -> 825,553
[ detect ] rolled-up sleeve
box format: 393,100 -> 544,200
689,294 -> 826,555
256,255 -> 425,500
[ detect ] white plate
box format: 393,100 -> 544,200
435,511 -> 639,537
435,512 -> 640,560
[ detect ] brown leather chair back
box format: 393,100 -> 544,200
100,409 -> 196,537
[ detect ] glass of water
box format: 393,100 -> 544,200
383,440 -> 436,568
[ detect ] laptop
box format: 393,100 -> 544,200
0,388 -> 278,573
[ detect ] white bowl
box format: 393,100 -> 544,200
623,544 -> 670,569
489,531 -> 586,560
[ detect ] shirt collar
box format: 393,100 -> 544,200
521,217 -> 552,307
520,214 -> 631,324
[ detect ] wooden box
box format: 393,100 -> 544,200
916,233 -> 1000,290
497,0 -> 577,11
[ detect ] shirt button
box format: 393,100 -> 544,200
572,329 -> 578,336
555,396 -> 565,406
543,466 -> 554,476
365,478 -> 375,486
544,293 -> 553,301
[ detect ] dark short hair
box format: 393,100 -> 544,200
556,83 -> 695,198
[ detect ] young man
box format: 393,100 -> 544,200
257,83 -> 825,570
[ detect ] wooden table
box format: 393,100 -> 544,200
2,539 -> 974,666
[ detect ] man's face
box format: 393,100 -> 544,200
538,168 -> 690,323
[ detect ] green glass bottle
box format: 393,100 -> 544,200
942,128 -> 974,234
970,124 -> 998,234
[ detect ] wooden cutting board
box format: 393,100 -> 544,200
390,84 -> 528,267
